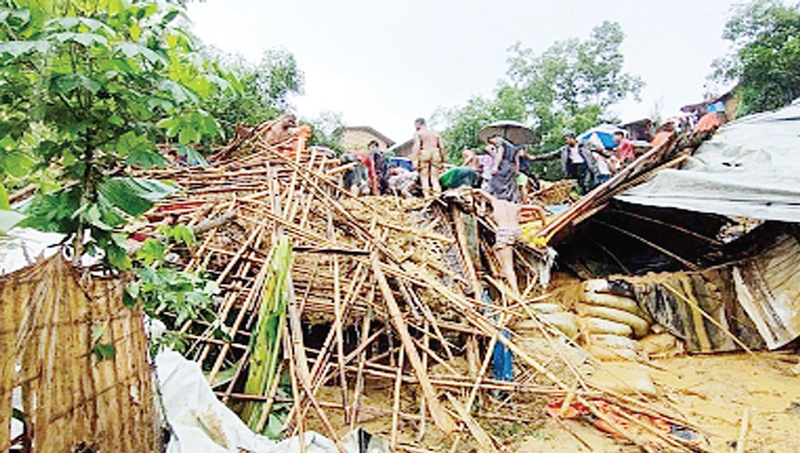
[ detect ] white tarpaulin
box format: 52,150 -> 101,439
617,98 -> 800,222
156,349 -> 388,453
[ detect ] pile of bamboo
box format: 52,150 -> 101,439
137,131 -> 713,453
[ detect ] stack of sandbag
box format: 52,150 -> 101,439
516,301 -> 579,340
577,279 -> 650,362
513,302 -> 585,386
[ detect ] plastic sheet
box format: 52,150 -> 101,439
619,98 -> 800,222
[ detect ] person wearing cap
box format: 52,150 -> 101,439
560,132 -> 598,194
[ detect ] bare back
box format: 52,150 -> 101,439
414,126 -> 442,152
491,198 -> 520,229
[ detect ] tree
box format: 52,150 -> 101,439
432,85 -> 526,162
711,0 -> 800,114
436,21 -> 642,176
506,21 -> 642,152
203,48 -> 304,141
304,110 -> 344,153
0,0 -> 232,268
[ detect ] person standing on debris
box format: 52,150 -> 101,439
614,131 -> 635,165
560,133 -> 599,195
487,134 -> 522,203
480,134 -> 525,294
341,150 -> 369,196
476,189 -> 521,294
591,149 -> 614,187
367,140 -> 388,195
478,144 -> 496,191
411,118 -> 446,197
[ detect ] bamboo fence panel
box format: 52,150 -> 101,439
0,256 -> 159,453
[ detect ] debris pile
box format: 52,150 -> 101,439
134,124 -> 717,453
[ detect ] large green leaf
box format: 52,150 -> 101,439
242,236 -> 293,432
1,151 -> 35,178
0,40 -> 50,57
158,79 -> 197,105
98,177 -> 177,217
0,8 -> 30,26
55,73 -> 101,94
46,17 -> 115,35
49,32 -> 109,48
115,131 -> 165,168
116,42 -> 166,65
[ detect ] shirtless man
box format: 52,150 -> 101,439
411,118 -> 446,197
476,189 -> 521,295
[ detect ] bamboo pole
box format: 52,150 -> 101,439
349,310 -> 372,430
332,257 -> 350,424
372,253 -> 457,435
390,347 -> 406,449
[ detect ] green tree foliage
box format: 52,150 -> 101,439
204,48 -> 304,141
437,21 -> 643,176
433,86 -> 526,162
712,0 -> 800,113
305,110 -> 344,153
0,0 -> 233,267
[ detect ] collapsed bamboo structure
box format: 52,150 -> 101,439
136,124 -> 713,452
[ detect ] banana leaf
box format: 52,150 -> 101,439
241,235 -> 292,432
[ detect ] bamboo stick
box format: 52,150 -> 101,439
349,310 -> 372,431
372,254 -> 457,435
736,407 -> 750,453
285,329 -> 347,453
417,320 -> 429,442
332,256 -> 350,424
446,393 -> 498,453
390,347 -> 406,449
662,282 -> 756,357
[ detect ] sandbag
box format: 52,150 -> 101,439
590,334 -> 641,352
541,312 -> 579,339
517,312 -> 579,339
582,292 -> 640,314
579,305 -> 649,338
584,279 -> 610,293
587,363 -> 657,396
528,302 -> 562,314
583,317 -> 633,337
586,344 -> 640,362
638,332 -> 680,356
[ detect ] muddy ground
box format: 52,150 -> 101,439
513,352 -> 800,453
306,351 -> 800,452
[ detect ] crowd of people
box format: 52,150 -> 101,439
335,117 -> 661,293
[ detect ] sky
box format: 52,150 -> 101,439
185,0 -> 740,144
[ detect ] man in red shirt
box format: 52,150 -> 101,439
614,131 -> 635,165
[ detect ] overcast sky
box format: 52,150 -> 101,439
186,0 -> 740,143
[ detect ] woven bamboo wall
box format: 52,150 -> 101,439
0,255 -> 160,452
